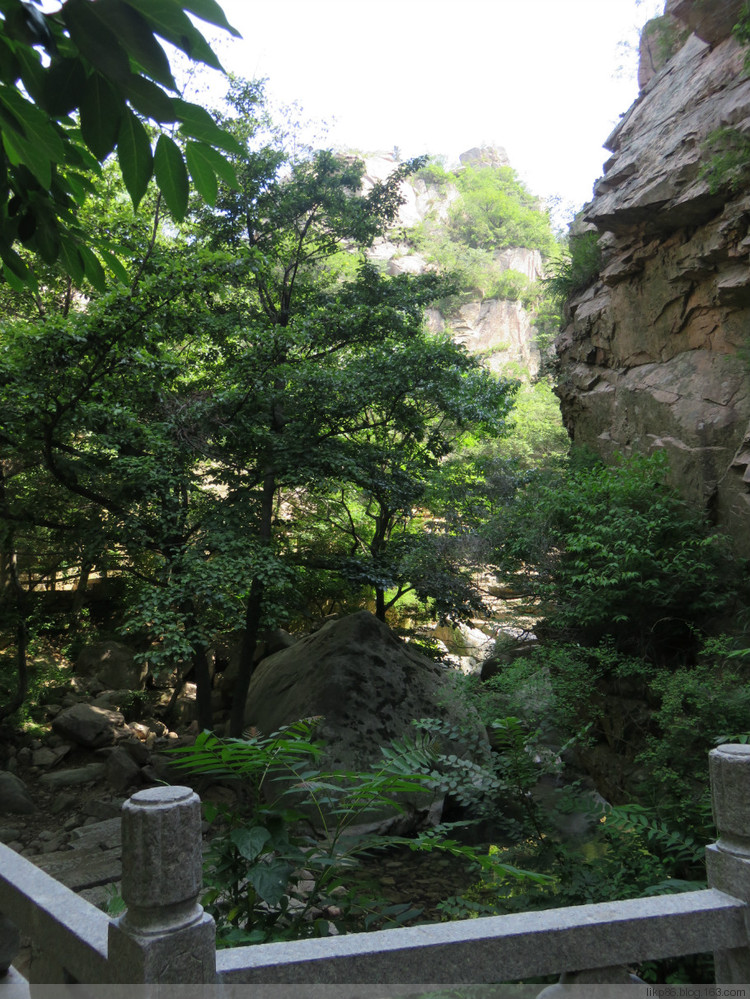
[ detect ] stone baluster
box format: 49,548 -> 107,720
107,785 -> 216,983
706,743 -> 750,983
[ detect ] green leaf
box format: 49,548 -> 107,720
247,858 -> 292,906
230,826 -> 271,862
62,0 -> 132,85
153,134 -> 189,220
0,86 -> 65,164
124,76 -> 177,123
123,0 -> 224,71
182,0 -> 241,37
0,244 -> 30,281
2,131 -> 52,189
94,0 -> 177,90
185,140 -> 218,205
41,58 -> 88,117
58,236 -> 85,285
117,109 -> 154,209
185,139 -> 237,189
2,261 -> 28,293
78,243 -> 107,292
79,74 -> 123,160
174,99 -> 243,155
98,248 -> 131,285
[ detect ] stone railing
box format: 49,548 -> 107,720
2,744 -> 750,988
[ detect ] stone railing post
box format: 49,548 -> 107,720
706,743 -> 750,983
107,786 -> 216,983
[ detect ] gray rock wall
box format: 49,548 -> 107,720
556,0 -> 750,555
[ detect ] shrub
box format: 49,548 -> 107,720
489,451 -> 740,662
544,229 -> 601,300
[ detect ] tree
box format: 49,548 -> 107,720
0,0 -> 241,289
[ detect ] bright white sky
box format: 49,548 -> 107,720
213,0 -> 664,222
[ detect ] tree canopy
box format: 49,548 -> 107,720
0,0 -> 241,290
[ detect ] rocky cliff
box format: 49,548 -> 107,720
556,0 -> 750,555
361,149 -> 543,377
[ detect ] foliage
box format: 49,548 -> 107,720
634,637 -> 750,834
544,229 -> 601,301
448,166 -> 556,256
695,4 -> 750,196
404,159 -> 561,352
0,0 -> 242,289
699,126 -> 750,195
488,451 -> 739,660
165,720 -> 533,944
414,157 -> 453,188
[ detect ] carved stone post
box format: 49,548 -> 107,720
706,743 -> 750,983
107,786 -> 216,983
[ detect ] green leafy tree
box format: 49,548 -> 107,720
489,451 -> 739,662
0,0 -> 241,289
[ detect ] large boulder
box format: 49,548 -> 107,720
243,611 -> 487,829
51,703 -> 125,748
76,641 -> 147,691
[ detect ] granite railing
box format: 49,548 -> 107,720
2,744 -> 750,989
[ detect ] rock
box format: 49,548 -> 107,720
39,834 -> 67,854
357,151 -> 541,379
50,791 -> 78,815
638,14 -> 688,90
38,763 -> 106,788
432,622 -> 494,658
68,817 -> 122,850
450,297 -> 541,376
104,746 -> 142,792
82,797 -> 124,820
666,0 -> 742,46
76,640 -> 147,691
31,745 -> 69,768
244,611 -> 487,828
51,703 -> 125,748
0,772 -> 36,814
214,629 -> 297,701
459,145 -> 511,169
557,18 -> 750,556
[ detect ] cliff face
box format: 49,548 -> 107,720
361,150 -> 543,377
556,0 -> 750,554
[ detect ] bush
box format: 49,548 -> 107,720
490,451 -> 740,662
544,229 -> 601,300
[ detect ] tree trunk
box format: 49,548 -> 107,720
229,471 -> 276,739
229,469 -> 276,738
375,586 -> 386,622
0,552 -> 28,723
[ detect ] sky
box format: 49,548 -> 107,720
212,0 -> 665,221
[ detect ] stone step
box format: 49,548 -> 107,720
32,845 -> 121,891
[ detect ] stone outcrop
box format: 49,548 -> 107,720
76,641 -> 147,691
556,0 -> 750,554
361,150 -> 543,376
243,610 -> 487,828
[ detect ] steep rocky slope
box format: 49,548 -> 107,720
361,148 -> 544,376
556,0 -> 750,555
